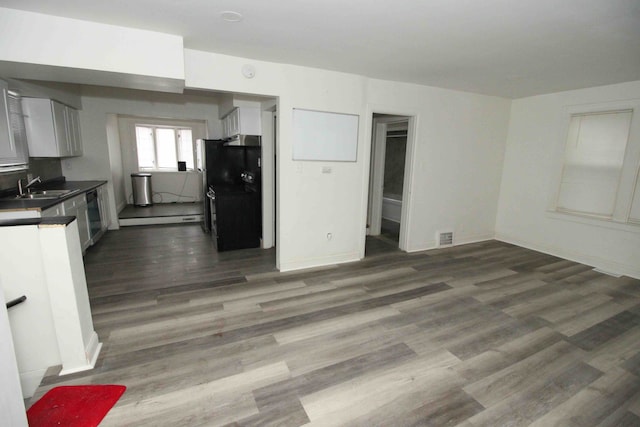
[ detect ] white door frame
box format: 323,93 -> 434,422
260,108 -> 276,249
368,118 -> 387,236
367,114 -> 415,251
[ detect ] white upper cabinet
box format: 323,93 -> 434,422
22,98 -> 83,157
51,100 -> 71,157
222,107 -> 261,138
226,108 -> 240,137
65,106 -> 82,156
0,80 -> 29,170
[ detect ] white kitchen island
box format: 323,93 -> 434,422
0,216 -> 101,398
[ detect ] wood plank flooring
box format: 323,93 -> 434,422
31,224 -> 640,426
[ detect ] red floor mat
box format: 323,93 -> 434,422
27,385 -> 126,427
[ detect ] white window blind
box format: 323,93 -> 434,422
629,172 -> 640,223
135,126 -> 155,169
177,129 -> 194,170
557,110 -> 632,218
135,125 -> 195,171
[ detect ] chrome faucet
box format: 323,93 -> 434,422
17,176 -> 41,196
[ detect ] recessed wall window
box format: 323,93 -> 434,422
554,107 -> 640,225
135,125 -> 195,171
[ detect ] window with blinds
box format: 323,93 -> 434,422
135,125 -> 194,171
555,107 -> 640,225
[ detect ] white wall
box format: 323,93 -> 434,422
0,291 -> 27,426
0,8 -> 184,92
2,17 -> 515,273
0,225 -> 60,397
65,86 -> 221,211
367,79 -> 512,252
7,78 -> 82,109
184,50 -> 513,270
185,50 -> 369,270
496,81 -> 640,279
0,221 -> 101,397
218,93 -> 235,118
116,116 -> 207,205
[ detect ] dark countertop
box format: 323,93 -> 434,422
0,216 -> 76,227
0,179 -> 107,213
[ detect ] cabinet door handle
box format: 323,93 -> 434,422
6,295 -> 26,309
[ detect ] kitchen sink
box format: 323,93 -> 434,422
11,189 -> 79,200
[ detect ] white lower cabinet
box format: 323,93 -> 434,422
97,184 -> 109,232
41,204 -> 63,217
42,194 -> 91,251
61,194 -> 91,251
2,185 -> 107,252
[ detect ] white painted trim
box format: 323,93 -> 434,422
119,214 -> 203,227
495,232 -> 640,280
368,120 -> 387,235
59,337 -> 102,376
399,116 -> 418,252
546,210 -> 640,234
19,369 -> 47,399
85,332 -> 101,367
364,112 -> 417,255
109,199 -> 127,230
279,251 -> 360,272
406,233 -> 495,253
362,104 -> 420,261
261,109 -> 276,249
548,99 -> 640,223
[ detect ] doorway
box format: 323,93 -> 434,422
366,114 -> 413,255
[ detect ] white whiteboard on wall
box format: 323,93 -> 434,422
292,108 -> 359,161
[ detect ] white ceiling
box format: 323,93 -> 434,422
2,0 -> 640,98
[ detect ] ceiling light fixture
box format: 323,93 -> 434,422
220,11 -> 243,22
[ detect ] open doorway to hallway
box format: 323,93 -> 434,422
366,113 -> 413,256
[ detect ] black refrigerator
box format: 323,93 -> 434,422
197,139 -> 261,250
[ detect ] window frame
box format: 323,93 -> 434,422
135,124 -> 195,172
548,99 -> 640,227
127,117 -> 207,173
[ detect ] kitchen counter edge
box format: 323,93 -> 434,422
0,180 -> 107,212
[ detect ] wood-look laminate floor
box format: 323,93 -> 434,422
31,224 -> 640,426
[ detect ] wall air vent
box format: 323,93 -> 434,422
438,231 -> 453,247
